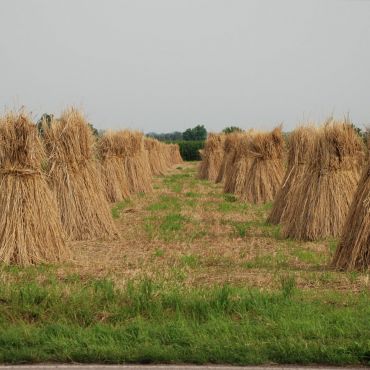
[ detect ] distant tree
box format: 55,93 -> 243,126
37,113 -> 54,136
88,122 -> 99,137
182,125 -> 207,141
351,123 -> 362,136
350,123 -> 367,143
146,131 -> 183,141
222,126 -> 243,134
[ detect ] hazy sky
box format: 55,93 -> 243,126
1,0 -> 370,133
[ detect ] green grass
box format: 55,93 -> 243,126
0,277 -> 369,364
180,254 -> 200,268
163,173 -> 191,193
147,195 -> 181,212
293,248 -> 327,266
244,252 -> 289,269
111,199 -> 132,219
227,220 -> 281,239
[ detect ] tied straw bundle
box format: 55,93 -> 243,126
98,130 -> 131,202
0,112 -> 69,265
42,108 -> 118,241
282,120 -> 365,241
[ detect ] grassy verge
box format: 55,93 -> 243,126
0,276 -> 369,365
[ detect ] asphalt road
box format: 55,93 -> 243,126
0,365 -> 367,370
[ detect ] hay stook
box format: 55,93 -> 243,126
282,120 -> 365,241
98,130 -> 131,202
0,112 -> 69,265
42,108 -> 118,241
198,133 -> 225,181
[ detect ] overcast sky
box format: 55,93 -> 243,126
1,0 -> 369,133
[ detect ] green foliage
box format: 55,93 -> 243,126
87,122 -> 99,137
36,113 -> 54,136
222,126 -> 243,134
175,140 -> 204,161
350,123 -> 367,143
147,131 -> 183,141
111,200 -> 131,219
182,125 -> 207,141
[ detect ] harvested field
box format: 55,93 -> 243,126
0,162 -> 369,365
2,162 -> 368,290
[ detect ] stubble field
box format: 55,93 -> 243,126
0,162 -> 369,365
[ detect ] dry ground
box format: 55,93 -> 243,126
2,162 -> 369,292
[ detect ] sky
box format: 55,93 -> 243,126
0,0 -> 370,133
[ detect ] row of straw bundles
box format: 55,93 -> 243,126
168,143 -> 183,165
223,132 -> 252,194
42,109 -> 118,241
278,121 -> 364,241
144,138 -> 166,175
222,127 -> 285,204
332,134 -> 370,270
238,128 -> 285,203
144,138 -> 172,175
0,112 -> 69,265
161,143 -> 183,168
268,126 -> 317,224
198,133 -> 225,181
97,131 -> 131,202
216,132 -> 243,183
119,131 -> 153,194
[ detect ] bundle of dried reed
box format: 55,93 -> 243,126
282,120 -> 364,240
119,131 -> 153,193
216,132 -> 242,183
42,108 -> 118,241
267,126 -> 316,224
0,112 -> 69,265
98,130 -> 131,202
237,127 -> 285,203
332,133 -> 370,270
198,133 -> 225,181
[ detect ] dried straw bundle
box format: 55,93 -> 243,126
217,132 -> 243,183
332,135 -> 370,270
237,127 -> 285,203
43,108 -> 117,241
98,131 -> 130,202
282,121 -> 364,241
267,126 -> 316,224
223,132 -> 253,194
0,112 -> 69,265
144,138 -> 167,176
120,131 -> 153,193
168,143 -> 183,165
162,143 -> 176,168
198,133 -> 225,181
159,142 -> 173,171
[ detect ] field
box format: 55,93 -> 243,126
0,162 -> 369,365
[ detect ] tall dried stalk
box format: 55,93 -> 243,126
42,108 -> 118,241
216,132 -> 244,183
98,130 -> 131,202
268,125 -> 316,224
119,131 -> 153,193
282,120 -> 365,241
332,133 -> 370,270
0,112 -> 69,265
238,127 -> 285,203
198,133 -> 225,181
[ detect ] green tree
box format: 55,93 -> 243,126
37,113 -> 54,136
182,125 -> 207,141
88,122 -> 99,137
222,126 -> 243,134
